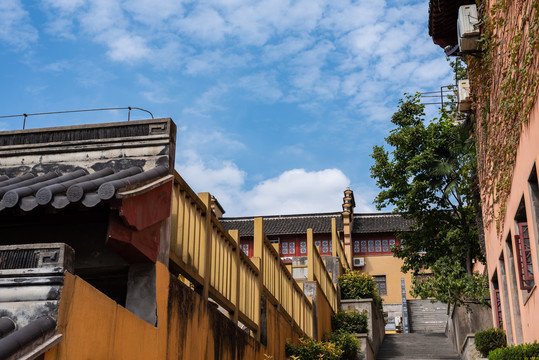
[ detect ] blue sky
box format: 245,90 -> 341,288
0,0 -> 452,216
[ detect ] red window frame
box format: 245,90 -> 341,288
353,239 -> 399,255
239,241 -> 253,258
514,222 -> 535,290
314,240 -> 332,256
494,289 -> 503,329
280,240 -> 298,256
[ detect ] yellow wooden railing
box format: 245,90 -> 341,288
253,218 -> 314,337
331,217 -> 350,275
170,173 -> 261,335
307,229 -> 338,313
169,172 -> 313,338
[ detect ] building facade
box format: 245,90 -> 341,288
220,191 -> 414,331
0,119 -> 339,359
429,0 -> 539,344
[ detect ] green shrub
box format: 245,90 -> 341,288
285,337 -> 343,360
488,341 -> 539,360
331,309 -> 368,334
474,328 -> 507,357
338,271 -> 383,308
327,330 -> 360,360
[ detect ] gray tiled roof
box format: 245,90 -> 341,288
220,213 -> 343,236
352,213 -> 413,233
220,212 -> 412,236
0,166 -> 169,212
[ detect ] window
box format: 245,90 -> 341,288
314,240 -> 332,255
280,241 -> 297,256
515,222 -> 535,290
300,241 -> 307,254
373,275 -> 387,295
240,240 -> 253,257
354,239 -> 398,255
494,289 -> 503,329
491,272 -> 503,329
241,243 -> 250,256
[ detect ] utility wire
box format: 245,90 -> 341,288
0,107 -> 154,129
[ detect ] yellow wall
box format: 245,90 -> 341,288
45,262 -> 308,359
358,254 -> 413,304
315,282 -> 333,340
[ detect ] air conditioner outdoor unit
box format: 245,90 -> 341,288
457,79 -> 472,112
457,4 -> 480,52
353,257 -> 365,267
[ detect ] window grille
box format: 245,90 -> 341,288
354,239 -> 399,255
514,222 -> 535,290
374,275 -> 387,295
494,289 -> 503,329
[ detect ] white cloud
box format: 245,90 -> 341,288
183,50 -> 249,76
42,60 -> 71,72
176,156 -> 352,216
182,83 -> 230,117
137,74 -> 173,104
237,72 -> 282,103
123,0 -> 184,25
100,29 -> 151,62
241,168 -> 350,215
176,5 -> 229,43
44,0 -> 86,13
0,0 -> 38,49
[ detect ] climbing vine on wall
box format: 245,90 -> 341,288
469,0 -> 539,236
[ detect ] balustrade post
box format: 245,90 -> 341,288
307,228 -> 314,282
229,229 -> 240,325
199,192 -> 212,301
253,218 -> 264,342
331,218 -> 338,257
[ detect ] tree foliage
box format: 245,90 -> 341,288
370,93 -> 487,305
411,257 -> 489,307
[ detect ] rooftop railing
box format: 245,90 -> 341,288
169,172 -> 314,339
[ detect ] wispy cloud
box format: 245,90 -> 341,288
0,0 -> 38,49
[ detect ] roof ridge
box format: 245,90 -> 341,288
221,212 -> 342,221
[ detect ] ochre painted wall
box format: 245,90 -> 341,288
45,262 -> 307,359
315,283 -> 334,340
358,255 -> 413,304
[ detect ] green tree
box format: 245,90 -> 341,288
370,93 -> 488,306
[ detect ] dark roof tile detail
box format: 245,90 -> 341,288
0,165 -> 169,212
220,213 -> 344,236
352,214 -> 413,233
220,212 -> 413,237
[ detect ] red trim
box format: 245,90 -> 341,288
515,223 -> 534,291
117,181 -> 172,230
353,238 -> 399,256
239,240 -> 253,258
106,181 -> 172,263
278,239 -> 332,257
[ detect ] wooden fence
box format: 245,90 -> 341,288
253,218 -> 314,336
169,172 -> 313,339
331,217 -> 350,276
307,229 -> 338,312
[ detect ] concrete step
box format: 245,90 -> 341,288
377,333 -> 460,359
407,300 -> 448,333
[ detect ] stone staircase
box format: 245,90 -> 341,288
376,333 -> 460,359
407,299 -> 448,333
